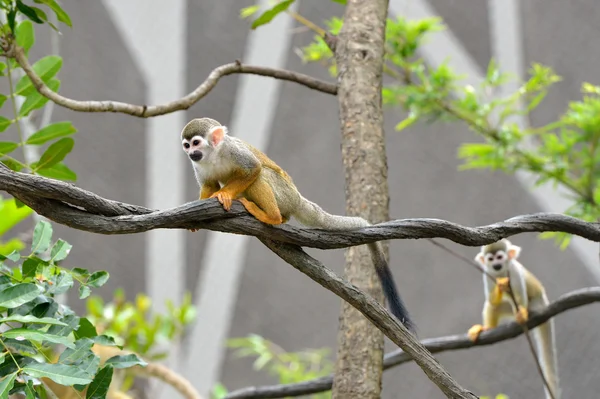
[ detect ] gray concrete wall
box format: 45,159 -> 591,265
0,1 -> 599,398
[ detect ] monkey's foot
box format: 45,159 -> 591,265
211,191 -> 234,211
189,228 -> 199,233
238,198 -> 283,225
516,306 -> 529,324
467,324 -> 488,342
496,277 -> 510,292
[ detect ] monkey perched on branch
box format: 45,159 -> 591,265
180,117 -> 415,332
468,239 -> 560,399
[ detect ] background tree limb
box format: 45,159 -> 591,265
6,45 -> 336,117
225,287 -> 600,399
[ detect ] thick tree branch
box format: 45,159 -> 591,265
6,45 -> 336,117
225,287 -> 600,398
0,167 -> 599,247
260,240 -> 477,399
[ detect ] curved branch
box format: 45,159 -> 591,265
8,45 -> 337,117
225,287 -> 600,398
260,240 -> 477,398
0,167 -> 599,247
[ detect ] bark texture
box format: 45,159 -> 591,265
331,0 -> 390,398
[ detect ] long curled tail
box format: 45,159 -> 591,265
293,196 -> 415,331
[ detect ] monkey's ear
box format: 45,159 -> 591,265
507,244 -> 521,259
474,251 -> 485,265
208,126 -> 228,146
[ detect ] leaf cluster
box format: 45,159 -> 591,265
0,17 -> 78,181
213,334 -> 333,399
0,220 -> 150,398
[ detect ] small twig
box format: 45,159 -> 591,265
225,287 -> 600,398
5,45 -> 336,118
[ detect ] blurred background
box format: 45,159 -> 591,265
5,0 -> 600,398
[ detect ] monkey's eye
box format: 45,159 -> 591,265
486,255 -> 494,262
193,140 -> 200,146
495,254 -> 504,261
183,143 -> 190,149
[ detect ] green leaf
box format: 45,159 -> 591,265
33,0 -> 72,27
35,162 -> 77,181
92,335 -> 118,347
6,7 -> 17,33
22,258 -> 40,278
0,63 -> 6,77
15,55 -> 62,96
0,372 -> 17,398
3,337 -> 37,354
58,338 -> 93,365
0,283 -> 40,308
330,0 -> 346,3
240,5 -> 260,19
0,142 -> 18,156
35,137 -> 74,170
87,271 -> 109,288
26,121 -> 76,145
211,383 -> 229,399
19,78 -> 60,117
72,268 -> 90,279
50,239 -> 72,262
105,354 -> 147,369
0,197 -> 33,236
0,116 -> 12,133
0,314 -> 67,326
251,0 -> 295,29
74,317 -> 97,339
0,249 -> 20,262
0,94 -> 7,109
78,285 -> 91,299
0,159 -> 23,172
47,271 -> 73,295
23,363 -> 93,386
86,364 -> 113,399
24,380 -> 35,399
47,314 -> 79,337
32,220 -> 53,254
15,20 -> 35,52
16,0 -> 44,23
2,328 -> 75,348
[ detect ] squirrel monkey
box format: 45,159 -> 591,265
467,239 -> 560,399
181,117 -> 415,331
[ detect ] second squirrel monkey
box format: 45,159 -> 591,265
181,117 -> 415,331
468,239 -> 560,399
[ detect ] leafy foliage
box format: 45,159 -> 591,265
0,219 -> 115,396
213,334 -> 333,399
0,15 -> 77,182
244,6 -> 599,249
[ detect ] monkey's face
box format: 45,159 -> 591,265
182,135 -> 211,163
483,250 -> 508,273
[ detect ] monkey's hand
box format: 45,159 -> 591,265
211,190 -> 234,211
496,277 -> 510,292
467,324 -> 489,342
515,306 -> 529,324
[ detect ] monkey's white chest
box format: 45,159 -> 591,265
193,157 -> 233,185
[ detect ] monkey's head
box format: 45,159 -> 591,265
475,239 -> 521,274
181,118 -> 229,163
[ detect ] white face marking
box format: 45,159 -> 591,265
485,250 -> 507,273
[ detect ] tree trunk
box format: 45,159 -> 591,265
331,0 -> 390,398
